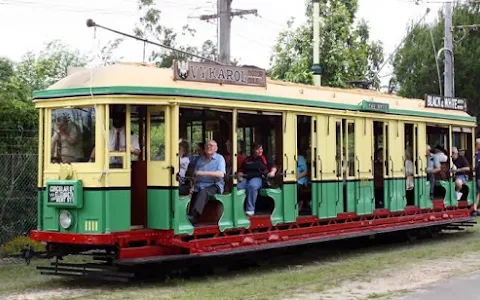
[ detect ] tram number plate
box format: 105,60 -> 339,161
48,185 -> 74,203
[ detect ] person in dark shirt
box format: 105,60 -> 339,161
237,143 -> 277,216
452,147 -> 470,200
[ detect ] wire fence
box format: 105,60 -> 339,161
0,130 -> 39,254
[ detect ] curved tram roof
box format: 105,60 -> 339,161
33,63 -> 475,123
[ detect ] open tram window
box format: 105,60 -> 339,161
426,125 -> 450,199
404,124 -> 415,206
452,127 -> 473,201
237,111 -> 283,216
178,107 -> 233,225
296,115 -> 312,215
50,106 -> 95,164
373,121 -> 385,209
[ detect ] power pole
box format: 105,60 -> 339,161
199,0 -> 257,64
444,1 -> 454,97
312,0 -> 322,86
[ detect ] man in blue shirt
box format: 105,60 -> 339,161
426,144 -> 441,200
188,140 -> 226,224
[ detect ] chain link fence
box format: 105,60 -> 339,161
0,130 -> 38,254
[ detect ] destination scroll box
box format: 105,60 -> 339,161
424,94 -> 467,112
173,60 -> 267,87
46,180 -> 84,208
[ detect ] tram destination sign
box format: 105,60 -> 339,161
46,180 -> 83,208
48,185 -> 74,203
173,60 -> 267,87
424,94 -> 467,111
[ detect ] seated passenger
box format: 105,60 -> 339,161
297,151 -> 309,211
189,142 -> 205,167
237,143 -> 277,216
51,116 -> 84,163
237,141 -> 247,168
405,149 -> 414,205
178,141 -> 191,196
426,144 -> 441,199
451,146 -> 470,200
434,145 -> 449,163
89,112 -> 140,167
187,140 -> 226,224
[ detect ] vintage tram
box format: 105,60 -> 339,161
30,61 -> 476,280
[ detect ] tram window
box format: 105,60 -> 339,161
237,126 -> 254,155
50,107 -> 95,164
150,111 -> 165,161
187,121 -> 203,150
335,121 -> 342,176
347,122 -> 355,177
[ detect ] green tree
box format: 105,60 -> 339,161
269,0 -> 384,88
392,3 -> 480,119
134,0 -> 220,67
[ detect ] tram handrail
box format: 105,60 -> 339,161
418,156 -> 424,200
355,156 -> 361,204
318,155 -> 323,206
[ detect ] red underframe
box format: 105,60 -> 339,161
30,200 -> 474,260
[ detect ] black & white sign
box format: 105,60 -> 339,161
48,185 -> 74,203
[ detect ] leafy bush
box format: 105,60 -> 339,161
0,236 -> 45,257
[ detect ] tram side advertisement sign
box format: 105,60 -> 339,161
424,94 -> 467,111
173,60 -> 267,87
46,180 -> 83,208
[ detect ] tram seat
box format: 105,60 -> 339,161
259,187 -> 282,225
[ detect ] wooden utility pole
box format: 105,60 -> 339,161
443,1 -> 454,97
199,0 -> 257,64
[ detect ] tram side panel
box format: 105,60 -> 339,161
384,120 -> 406,212
354,117 -> 374,216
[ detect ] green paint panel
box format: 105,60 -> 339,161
384,179 -> 406,212
437,180 -> 457,207
42,198 -> 58,231
33,86 -> 477,122
345,182 -> 357,213
356,181 -> 375,215
233,188 -> 250,229
105,190 -> 130,233
465,180 -> 475,205
315,182 -> 343,219
260,188 -> 284,225
74,190 -> 104,234
173,192 -> 194,235
414,177 -> 432,209
147,188 -> 171,230
37,191 -> 43,230
282,183 -> 297,223
214,193 -> 234,232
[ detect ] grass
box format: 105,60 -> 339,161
2,225 -> 480,300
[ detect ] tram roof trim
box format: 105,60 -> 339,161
33,64 -> 476,122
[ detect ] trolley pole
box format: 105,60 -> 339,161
444,1 -> 454,97
311,0 -> 322,86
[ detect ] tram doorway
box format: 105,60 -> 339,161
373,121 -> 385,209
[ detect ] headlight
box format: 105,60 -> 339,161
59,210 -> 72,229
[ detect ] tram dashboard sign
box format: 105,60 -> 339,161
46,180 -> 83,208
173,60 -> 267,87
424,94 -> 467,111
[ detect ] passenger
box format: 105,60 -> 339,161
237,141 -> 247,168
426,144 -> 441,199
434,145 -> 448,163
51,116 -> 83,163
178,141 -> 191,196
224,140 -> 233,177
451,146 -> 470,200
474,139 -> 480,216
189,142 -> 205,166
237,143 -> 277,216
297,150 -> 309,211
405,149 -> 414,205
374,148 -> 384,208
187,140 -> 226,224
89,112 -> 140,167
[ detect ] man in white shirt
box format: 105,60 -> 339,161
89,112 -> 141,167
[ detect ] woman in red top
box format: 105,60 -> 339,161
237,143 -> 277,216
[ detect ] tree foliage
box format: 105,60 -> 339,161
392,3 -> 480,119
134,0 -> 219,67
269,0 -> 384,88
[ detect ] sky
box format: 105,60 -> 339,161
0,0 -> 447,86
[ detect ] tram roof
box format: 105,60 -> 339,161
33,63 -> 475,123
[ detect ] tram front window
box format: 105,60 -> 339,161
50,107 -> 95,164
